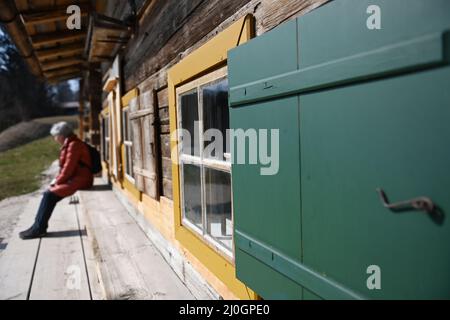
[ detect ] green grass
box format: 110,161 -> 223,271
33,115 -> 79,128
0,135 -> 60,201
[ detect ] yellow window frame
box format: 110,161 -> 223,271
100,107 -> 110,173
121,88 -> 141,202
168,15 -> 257,300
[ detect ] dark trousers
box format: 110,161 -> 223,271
32,190 -> 63,232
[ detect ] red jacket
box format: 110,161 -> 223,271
50,135 -> 94,198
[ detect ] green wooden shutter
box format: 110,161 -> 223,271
229,0 -> 450,300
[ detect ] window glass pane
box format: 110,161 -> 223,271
180,90 -> 200,156
123,109 -> 131,141
105,118 -> 109,138
126,111 -> 129,141
102,118 -> 106,160
182,163 -> 202,230
104,118 -> 109,161
122,110 -> 126,140
126,146 -> 133,177
204,167 -> 232,250
202,79 -> 229,161
127,113 -> 132,142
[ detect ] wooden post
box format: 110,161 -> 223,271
78,78 -> 85,141
88,63 -> 102,148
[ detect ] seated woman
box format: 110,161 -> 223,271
19,122 -> 94,240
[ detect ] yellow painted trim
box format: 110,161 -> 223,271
101,106 -> 109,117
122,173 -> 141,201
168,15 -> 256,300
119,88 -> 141,201
101,161 -> 110,177
121,88 -> 139,108
168,15 -> 255,85
103,77 -> 118,93
121,143 -> 141,201
177,227 -> 258,300
100,108 -> 110,176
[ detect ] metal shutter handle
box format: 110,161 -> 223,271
376,188 -> 435,214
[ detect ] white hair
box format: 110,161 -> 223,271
50,121 -> 73,137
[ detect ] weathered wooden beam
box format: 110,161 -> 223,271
21,5 -> 89,26
41,57 -> 84,71
88,65 -> 102,147
79,78 -> 85,140
19,2 -> 91,15
0,0 -> 42,77
103,77 -> 118,92
43,66 -> 82,79
95,0 -> 108,14
124,0 -> 251,89
35,42 -> 85,60
31,31 -> 86,47
48,73 -> 82,84
137,0 -> 157,22
91,55 -> 115,62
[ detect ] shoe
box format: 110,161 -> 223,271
19,227 -> 47,240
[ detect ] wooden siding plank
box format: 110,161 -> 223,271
78,182 -> 194,300
41,57 -> 83,71
76,196 -> 105,300
31,31 -> 85,47
35,42 -> 85,60
0,196 -> 42,300
29,198 -> 91,300
124,0 -> 251,90
129,97 -> 145,192
124,0 -> 204,79
22,7 -> 89,26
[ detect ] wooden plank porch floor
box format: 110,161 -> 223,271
0,179 -> 194,300
78,179 -> 195,300
0,194 -> 102,300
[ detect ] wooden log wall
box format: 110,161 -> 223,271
107,0 -> 329,200
88,63 -> 102,147
123,0 -> 252,90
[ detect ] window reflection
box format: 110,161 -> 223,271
180,90 -> 200,156
203,79 -> 229,161
205,167 -> 232,249
182,163 -> 203,230
178,69 -> 233,257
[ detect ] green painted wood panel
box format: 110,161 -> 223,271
230,97 -> 301,259
228,19 -> 298,88
230,32 -> 450,106
236,250 -> 303,300
298,0 -> 450,70
303,289 -> 322,300
297,0 -> 450,299
229,18 -> 302,300
300,66 -> 450,299
228,0 -> 450,299
230,97 -> 303,300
